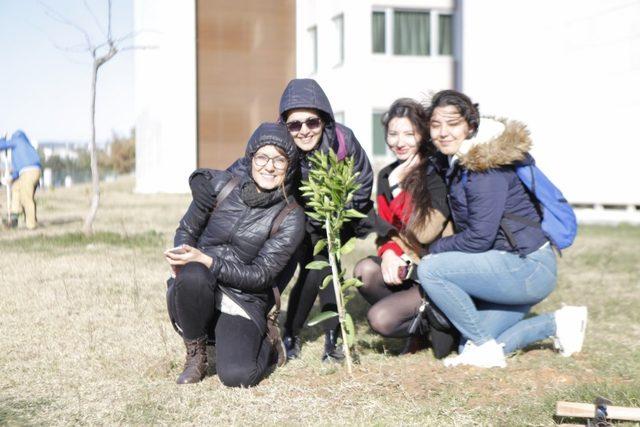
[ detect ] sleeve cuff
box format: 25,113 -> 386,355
378,241 -> 403,257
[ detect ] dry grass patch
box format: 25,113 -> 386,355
1,177 -> 639,425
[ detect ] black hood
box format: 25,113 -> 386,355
278,78 -> 335,123
244,122 -> 299,186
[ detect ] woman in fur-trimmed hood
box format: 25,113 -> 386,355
416,90 -> 587,368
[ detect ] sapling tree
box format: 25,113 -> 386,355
301,150 -> 366,375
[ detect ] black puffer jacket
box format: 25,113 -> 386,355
174,123 -> 305,333
229,79 -> 375,236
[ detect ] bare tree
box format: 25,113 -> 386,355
43,0 -> 150,235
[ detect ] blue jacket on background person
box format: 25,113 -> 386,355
0,130 -> 41,180
429,118 -> 548,256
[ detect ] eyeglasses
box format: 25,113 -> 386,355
285,117 -> 322,133
253,153 -> 288,170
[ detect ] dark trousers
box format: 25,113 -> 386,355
170,263 -> 273,387
282,231 -> 340,336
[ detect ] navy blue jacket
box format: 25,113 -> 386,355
429,119 -> 548,256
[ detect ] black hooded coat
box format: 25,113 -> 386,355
173,123 -> 305,334
229,79 -> 376,236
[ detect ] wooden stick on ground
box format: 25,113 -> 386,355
556,401 -> 640,422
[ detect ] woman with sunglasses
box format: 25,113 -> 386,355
227,79 -> 375,361
353,98 -> 458,358
164,122 -> 305,387
278,79 -> 377,362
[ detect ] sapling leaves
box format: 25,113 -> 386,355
307,310 -> 339,327
300,150 -> 364,375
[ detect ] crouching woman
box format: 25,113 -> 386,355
164,123 -> 305,386
417,90 -> 587,368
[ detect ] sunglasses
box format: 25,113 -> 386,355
253,153 -> 288,170
285,117 -> 322,133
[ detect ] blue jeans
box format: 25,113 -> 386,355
417,244 -> 557,354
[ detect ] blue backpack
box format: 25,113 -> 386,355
503,157 -> 577,250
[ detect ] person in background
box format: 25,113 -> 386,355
0,130 -> 42,229
165,122 -> 305,387
353,98 -> 458,358
417,90 -> 587,368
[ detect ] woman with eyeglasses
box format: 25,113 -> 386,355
277,78 -> 377,362
164,122 -> 305,387
353,98 -> 458,358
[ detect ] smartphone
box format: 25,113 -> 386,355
398,261 -> 415,281
167,246 -> 186,255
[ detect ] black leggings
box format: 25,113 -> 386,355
282,232 -> 339,336
354,257 -> 422,338
172,263 -> 273,387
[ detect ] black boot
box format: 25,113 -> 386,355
283,335 -> 301,360
321,330 -> 345,363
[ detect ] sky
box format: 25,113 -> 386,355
0,0 -> 134,144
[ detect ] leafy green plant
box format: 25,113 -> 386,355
300,150 -> 367,375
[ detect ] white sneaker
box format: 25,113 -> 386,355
443,339 -> 506,368
553,305 -> 588,357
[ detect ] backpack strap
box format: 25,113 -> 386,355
215,175 -> 241,209
335,126 -> 347,161
268,200 -> 301,314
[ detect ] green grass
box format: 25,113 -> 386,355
0,176 -> 638,425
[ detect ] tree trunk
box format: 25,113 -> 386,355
325,218 -> 353,376
83,61 -> 100,236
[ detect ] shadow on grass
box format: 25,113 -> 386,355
2,230 -> 164,252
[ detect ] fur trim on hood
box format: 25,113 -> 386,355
458,117 -> 532,172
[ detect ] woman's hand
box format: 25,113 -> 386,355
381,249 -> 407,285
164,244 -> 213,277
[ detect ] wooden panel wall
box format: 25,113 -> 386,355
196,0 -> 296,169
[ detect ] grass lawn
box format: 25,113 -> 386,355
1,176 -> 639,425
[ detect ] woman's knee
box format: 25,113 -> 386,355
217,363 -> 259,388
175,262 -> 215,292
367,305 -> 397,337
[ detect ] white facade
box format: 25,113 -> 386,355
459,0 -> 640,214
296,0 -> 456,166
134,1 -> 640,222
133,0 -> 197,193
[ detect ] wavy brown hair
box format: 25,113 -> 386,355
380,99 -> 437,251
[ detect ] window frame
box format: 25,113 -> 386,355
372,7 -> 454,58
332,13 -> 345,67
308,25 -> 318,74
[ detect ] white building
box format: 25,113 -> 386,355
135,0 -> 640,222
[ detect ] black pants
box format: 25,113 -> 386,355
282,230 -> 341,336
170,263 -> 273,387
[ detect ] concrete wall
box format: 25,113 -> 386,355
134,0 -> 197,193
460,0 -> 640,208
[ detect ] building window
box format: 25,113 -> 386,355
333,14 -> 344,66
372,112 -> 386,156
372,11 -> 386,53
372,8 -> 453,57
308,26 -> 318,73
394,11 -> 430,55
334,111 -> 345,124
438,14 -> 453,55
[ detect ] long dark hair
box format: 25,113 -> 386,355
387,100 -> 436,248
403,90 -> 480,248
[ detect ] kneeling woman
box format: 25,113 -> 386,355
165,123 -> 305,386
417,90 -> 587,368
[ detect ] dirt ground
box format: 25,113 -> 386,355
1,176 -> 639,425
